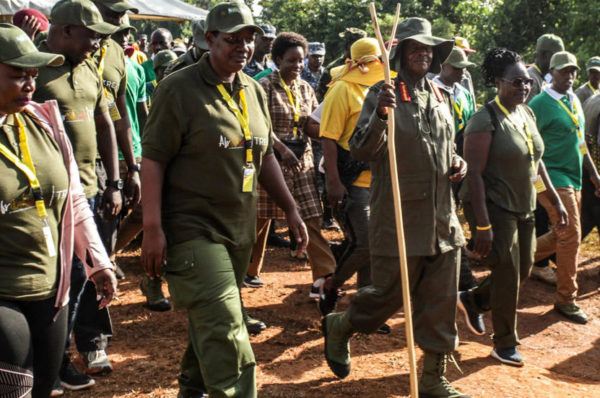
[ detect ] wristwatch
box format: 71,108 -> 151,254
106,179 -> 124,190
128,163 -> 141,173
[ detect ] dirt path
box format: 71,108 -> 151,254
64,231 -> 600,397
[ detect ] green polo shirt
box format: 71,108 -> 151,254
460,104 -> 544,213
142,53 -> 273,247
91,38 -> 127,121
124,57 -> 146,159
0,112 -> 69,300
529,91 -> 585,190
34,41 -> 108,198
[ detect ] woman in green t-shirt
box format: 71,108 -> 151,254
458,48 -> 567,367
0,23 -> 116,397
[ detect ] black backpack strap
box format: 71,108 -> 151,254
484,101 -> 499,135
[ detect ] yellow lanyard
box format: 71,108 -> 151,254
588,81 -> 597,96
278,71 -> 300,137
533,64 -> 542,75
0,113 -> 47,219
495,96 -> 536,169
97,45 -> 107,76
451,97 -> 464,129
555,96 -> 583,139
216,84 -> 253,164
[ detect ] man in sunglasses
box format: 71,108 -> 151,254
529,51 -> 600,325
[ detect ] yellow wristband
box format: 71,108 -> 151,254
476,224 -> 492,231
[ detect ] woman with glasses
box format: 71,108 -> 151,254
457,48 -> 567,366
0,23 -> 116,397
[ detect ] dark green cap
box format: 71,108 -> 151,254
389,17 -> 454,74
586,56 -> 600,72
115,14 -> 136,33
191,19 -> 209,51
339,27 -> 367,43
51,0 -> 119,35
93,0 -> 139,14
0,23 -> 64,68
153,49 -> 177,70
443,47 -> 475,68
550,51 -> 579,71
205,2 -> 263,35
536,34 -> 564,53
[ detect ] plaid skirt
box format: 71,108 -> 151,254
258,143 -> 323,220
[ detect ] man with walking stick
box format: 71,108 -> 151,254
321,17 -> 470,398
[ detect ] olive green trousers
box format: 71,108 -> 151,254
347,248 -> 460,354
464,201 -> 535,348
164,237 -> 256,398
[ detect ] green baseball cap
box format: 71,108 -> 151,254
536,34 -> 564,53
93,0 -> 139,14
586,56 -> 600,72
443,47 -> 475,68
0,23 -> 64,68
153,49 -> 177,70
115,14 -> 136,33
51,0 -> 119,35
550,51 -> 579,71
205,2 -> 263,35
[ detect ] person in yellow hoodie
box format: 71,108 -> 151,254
318,39 -> 392,333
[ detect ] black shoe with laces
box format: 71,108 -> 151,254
243,274 -> 265,288
457,291 -> 485,335
491,346 -> 524,367
60,361 -> 95,391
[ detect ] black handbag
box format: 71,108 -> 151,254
275,139 -> 307,160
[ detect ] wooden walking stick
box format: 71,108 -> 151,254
369,3 -> 419,397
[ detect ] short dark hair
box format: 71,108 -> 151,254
482,47 -> 522,87
271,32 -> 308,62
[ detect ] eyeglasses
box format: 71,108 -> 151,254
221,35 -> 256,47
501,77 -> 534,87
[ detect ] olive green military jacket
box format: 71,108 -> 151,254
526,65 -> 545,103
575,82 -> 597,106
164,49 -> 200,77
349,77 -> 465,257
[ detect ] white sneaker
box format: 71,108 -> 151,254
530,265 -> 557,285
310,277 -> 326,299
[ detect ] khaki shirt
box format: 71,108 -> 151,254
142,53 -> 273,247
34,41 -> 108,198
0,112 -> 69,300
349,75 -> 465,257
526,65 -> 545,103
91,38 -> 127,121
575,82 -> 597,106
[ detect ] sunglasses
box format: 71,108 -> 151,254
501,77 -> 534,87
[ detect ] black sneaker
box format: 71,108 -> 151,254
318,276 -> 342,316
60,362 -> 95,390
322,218 -> 341,231
267,232 -> 290,248
491,346 -> 524,367
457,291 -> 485,335
376,323 -> 391,334
50,378 -> 64,397
243,274 -> 265,288
554,303 -> 588,324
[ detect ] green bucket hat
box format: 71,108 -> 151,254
550,51 -> 579,71
389,17 -> 454,74
205,2 -> 263,35
586,56 -> 600,72
443,47 -> 475,68
93,0 -> 139,14
0,23 -> 64,68
51,0 -> 119,35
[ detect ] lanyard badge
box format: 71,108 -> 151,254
0,113 -> 56,256
216,84 -> 255,192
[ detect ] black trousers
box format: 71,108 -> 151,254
0,296 -> 67,398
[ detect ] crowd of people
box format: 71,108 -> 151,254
1,0 -> 599,397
